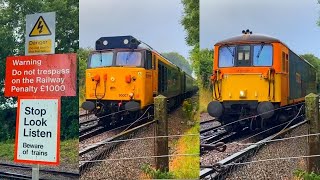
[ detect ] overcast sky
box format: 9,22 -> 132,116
79,0 -> 190,60
200,0 -> 320,58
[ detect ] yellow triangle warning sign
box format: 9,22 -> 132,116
29,16 -> 52,37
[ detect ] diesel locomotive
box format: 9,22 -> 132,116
207,30 -> 317,131
82,36 -> 197,125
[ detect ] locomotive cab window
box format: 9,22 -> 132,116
253,44 -> 272,66
116,51 -> 142,66
89,51 -> 113,68
218,46 -> 235,67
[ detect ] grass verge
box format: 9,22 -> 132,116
199,87 -> 212,113
0,139 -> 78,165
169,123 -> 200,179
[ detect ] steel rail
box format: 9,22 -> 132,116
200,120 -> 308,179
79,119 -> 156,173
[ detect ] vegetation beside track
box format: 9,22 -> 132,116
170,124 -> 200,179
0,139 -> 78,166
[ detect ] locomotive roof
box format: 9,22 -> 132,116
215,34 -> 285,46
215,34 -> 315,69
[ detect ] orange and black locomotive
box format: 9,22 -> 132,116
207,30 -> 317,131
82,36 -> 197,125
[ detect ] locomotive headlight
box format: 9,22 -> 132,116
239,90 -> 247,98
129,92 -> 134,98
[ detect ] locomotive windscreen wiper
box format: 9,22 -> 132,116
256,43 -> 265,59
225,44 -> 234,57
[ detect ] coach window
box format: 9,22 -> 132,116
253,45 -> 272,66
218,46 -> 235,67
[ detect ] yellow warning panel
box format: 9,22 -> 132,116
28,39 -> 52,54
29,16 -> 52,37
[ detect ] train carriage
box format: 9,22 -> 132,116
207,30 -> 317,131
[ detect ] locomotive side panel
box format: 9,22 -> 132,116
158,59 -> 182,98
288,50 -> 317,102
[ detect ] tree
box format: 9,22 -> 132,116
300,54 -> 320,83
181,0 -> 199,47
181,0 -> 200,81
0,0 -> 79,140
162,52 -> 192,75
318,0 -> 320,26
78,48 -> 91,105
191,45 -> 213,87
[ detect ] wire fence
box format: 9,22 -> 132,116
79,95 -> 200,179
200,96 -> 320,180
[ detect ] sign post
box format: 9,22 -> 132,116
4,12 -> 76,180
25,12 -> 55,55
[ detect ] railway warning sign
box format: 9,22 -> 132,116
14,98 -> 60,165
25,12 -> 55,55
4,53 -> 77,97
29,16 -> 52,37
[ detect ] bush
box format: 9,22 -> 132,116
294,169 -> 320,180
141,164 -> 175,179
182,98 -> 198,121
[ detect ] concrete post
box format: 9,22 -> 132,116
305,93 -> 320,173
154,95 -> 169,172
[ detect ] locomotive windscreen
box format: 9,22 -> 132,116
88,50 -> 143,68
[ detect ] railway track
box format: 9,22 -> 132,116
200,119 -> 307,179
0,162 -> 79,179
79,119 -> 156,174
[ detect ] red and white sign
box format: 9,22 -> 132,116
4,53 -> 76,97
14,97 -> 60,165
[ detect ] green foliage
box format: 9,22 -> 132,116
301,54 -> 320,83
182,98 -> 198,121
0,140 -> 14,160
181,0 -> 199,47
141,164 -> 175,179
162,52 -> 192,75
78,48 -> 91,105
318,0 -> 320,26
0,107 -> 16,141
294,169 -> 320,180
191,45 -> 214,87
0,0 -> 79,140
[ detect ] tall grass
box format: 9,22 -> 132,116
170,124 -> 200,179
199,87 -> 212,113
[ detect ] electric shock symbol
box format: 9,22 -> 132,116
37,21 -> 43,34
29,16 -> 51,37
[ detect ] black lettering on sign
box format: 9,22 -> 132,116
23,128 -> 52,138
24,107 -> 46,117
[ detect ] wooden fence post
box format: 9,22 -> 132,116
154,95 -> 169,172
305,93 -> 320,173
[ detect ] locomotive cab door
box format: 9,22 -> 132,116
145,50 -> 154,104
236,45 -> 251,66
151,53 -> 158,96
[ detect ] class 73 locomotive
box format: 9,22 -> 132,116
82,36 -> 197,124
207,30 -> 317,131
